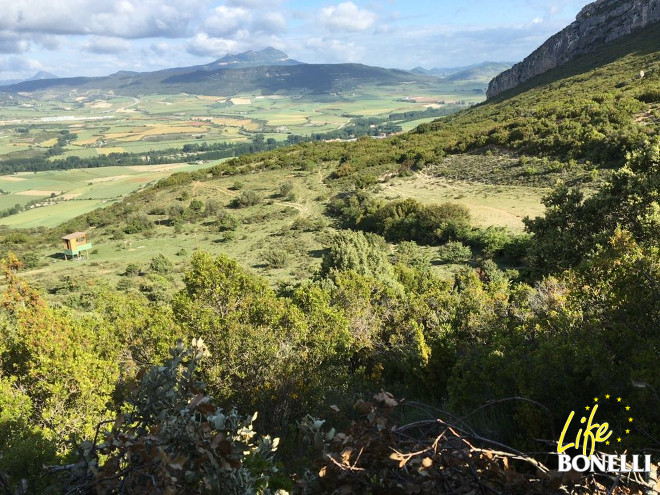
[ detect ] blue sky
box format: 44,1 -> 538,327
0,0 -> 591,80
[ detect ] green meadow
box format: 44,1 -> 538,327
0,163 -> 213,227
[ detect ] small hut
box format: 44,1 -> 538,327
62,232 -> 92,260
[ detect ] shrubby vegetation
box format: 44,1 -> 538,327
328,192 -> 471,244
0,25 -> 659,493
328,192 -> 528,262
2,141 -> 659,491
525,137 -> 660,273
5,134 -> 660,485
437,240 -> 472,262
3,196 -> 657,492
58,340 -> 285,494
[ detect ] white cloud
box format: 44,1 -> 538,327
148,41 -> 171,57
319,2 -> 376,32
0,0 -> 205,39
0,0 -> 589,80
254,12 -> 287,34
0,32 -> 29,54
0,55 -> 42,72
203,5 -> 251,38
83,36 -> 132,54
186,33 -> 240,58
226,0 -> 284,6
33,34 -> 62,50
305,37 -> 363,63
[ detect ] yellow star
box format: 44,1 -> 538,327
617,438 -> 622,442
617,397 -> 622,402
594,397 -> 598,402
625,429 -> 630,434
606,441 -> 610,445
629,417 -> 633,422
625,406 -> 630,411
585,406 -> 590,411
605,394 -> 610,399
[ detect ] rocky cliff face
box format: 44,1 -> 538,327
487,0 -> 660,99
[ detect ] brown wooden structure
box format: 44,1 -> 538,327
62,232 -> 92,260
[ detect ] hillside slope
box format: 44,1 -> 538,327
18,21 -> 655,284
488,0 -> 660,98
415,23 -> 659,168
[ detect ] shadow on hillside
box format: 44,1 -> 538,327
307,248 -> 327,259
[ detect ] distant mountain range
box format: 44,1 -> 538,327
0,64 -> 433,98
0,48 -> 496,97
410,62 -> 512,82
0,71 -> 58,87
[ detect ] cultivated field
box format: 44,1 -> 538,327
0,163 -> 213,228
0,80 -> 485,160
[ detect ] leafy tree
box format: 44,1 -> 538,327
231,189 -> 261,208
329,193 -> 471,245
59,339 -> 283,495
172,252 -> 353,425
279,181 -> 294,197
123,262 -> 141,276
189,198 -> 204,212
437,240 -> 472,263
0,256 -> 120,490
216,210 -> 238,231
392,241 -> 431,271
149,253 -> 173,274
318,230 -> 399,290
525,137 -> 660,274
124,214 -> 154,234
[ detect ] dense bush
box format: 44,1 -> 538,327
437,240 -> 472,262
149,254 -> 173,274
59,340 -> 284,494
328,192 -> 471,245
231,189 -> 261,208
216,210 -> 239,231
124,214 -> 154,234
263,248 -> 289,268
525,137 -> 660,273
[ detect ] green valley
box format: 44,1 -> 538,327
0,6 -> 659,494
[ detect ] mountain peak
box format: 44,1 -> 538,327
210,47 -> 302,69
28,71 -> 58,81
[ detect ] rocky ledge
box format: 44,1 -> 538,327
487,0 -> 660,99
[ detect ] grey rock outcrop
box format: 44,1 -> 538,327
487,0 -> 660,99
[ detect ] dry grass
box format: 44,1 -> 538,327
104,125 -> 211,142
86,175 -> 131,183
15,189 -> 62,196
126,164 -> 190,172
377,172 -> 548,231
96,147 -> 126,155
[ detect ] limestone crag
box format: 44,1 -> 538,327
487,0 -> 660,99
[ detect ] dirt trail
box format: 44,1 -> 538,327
274,201 -> 309,215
